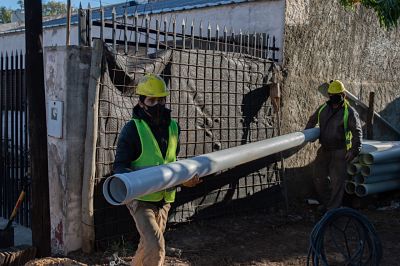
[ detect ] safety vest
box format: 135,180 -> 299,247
131,118 -> 178,203
317,100 -> 352,151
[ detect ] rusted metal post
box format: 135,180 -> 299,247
191,20 -> 194,49
66,0 -> 71,45
124,10 -> 128,54
112,7 -> 116,50
156,19 -> 160,51
78,3 -> 87,46
100,7 -> 104,41
87,3 -> 92,47
135,12 -> 139,53
173,17 -> 177,48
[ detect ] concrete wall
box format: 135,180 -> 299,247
282,0 -> 400,199
0,25 -> 79,54
44,46 -> 92,255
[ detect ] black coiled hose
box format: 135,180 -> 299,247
307,207 -> 382,266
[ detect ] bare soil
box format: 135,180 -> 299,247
53,203 -> 400,266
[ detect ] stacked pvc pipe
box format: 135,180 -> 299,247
345,140 -> 400,197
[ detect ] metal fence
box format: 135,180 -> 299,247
0,51 -> 31,228
78,5 -> 279,61
79,6 -> 283,249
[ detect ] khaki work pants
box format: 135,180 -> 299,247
126,200 -> 171,266
313,147 -> 348,210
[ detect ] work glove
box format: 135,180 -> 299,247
345,150 -> 356,163
182,174 -> 202,187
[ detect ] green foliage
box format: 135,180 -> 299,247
42,0 -> 68,17
339,0 -> 400,30
0,7 -> 12,24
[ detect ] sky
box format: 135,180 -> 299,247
1,0 -> 148,9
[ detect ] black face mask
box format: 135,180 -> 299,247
329,94 -> 343,105
144,103 -> 166,124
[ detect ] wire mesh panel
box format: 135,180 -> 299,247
93,41 -> 281,247
86,7 -> 283,247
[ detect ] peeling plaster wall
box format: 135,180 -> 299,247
44,46 -> 92,255
282,0 -> 400,199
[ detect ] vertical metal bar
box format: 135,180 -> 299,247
145,15 -> 150,55
112,7 -> 116,50
16,51 -> 23,225
207,23 -> 211,50
173,17 -> 176,49
100,7 -> 104,41
156,19 -> 160,52
266,34 -> 270,60
215,24 -> 219,51
0,53 -> 3,219
231,29 -> 235,53
199,21 -> 203,50
4,52 -> 9,219
163,17 -> 167,50
135,12 -> 139,53
78,3 -> 87,46
87,4 -> 92,47
239,29 -> 243,54
253,32 -> 257,57
191,20 -> 194,49
124,10 -> 128,54
247,31 -> 250,55
181,19 -> 186,50
11,51 -> 16,221
272,36 -> 276,61
223,26 -> 227,52
260,33 -> 264,58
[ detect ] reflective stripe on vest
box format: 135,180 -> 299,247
317,100 -> 352,151
131,118 -> 178,203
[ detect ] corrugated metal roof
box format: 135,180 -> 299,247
52,0 -> 248,27
1,0 -> 249,34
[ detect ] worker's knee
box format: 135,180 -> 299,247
146,235 -> 165,255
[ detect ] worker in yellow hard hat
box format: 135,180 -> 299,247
113,73 -> 202,266
305,80 -> 362,212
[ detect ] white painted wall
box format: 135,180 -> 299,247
0,1 -> 285,60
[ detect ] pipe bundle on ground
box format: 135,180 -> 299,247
103,128 -> 320,205
346,140 -> 400,197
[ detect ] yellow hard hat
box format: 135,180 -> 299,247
136,74 -> 169,97
328,80 -> 345,94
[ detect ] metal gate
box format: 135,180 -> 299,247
0,51 -> 31,228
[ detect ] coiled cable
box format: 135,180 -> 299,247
307,207 -> 382,266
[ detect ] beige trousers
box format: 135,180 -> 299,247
126,200 -> 171,266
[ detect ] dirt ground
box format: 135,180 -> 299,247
50,201 -> 400,266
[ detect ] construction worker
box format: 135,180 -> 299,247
113,73 -> 202,266
305,80 -> 362,211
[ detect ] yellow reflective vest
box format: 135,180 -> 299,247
131,118 -> 178,203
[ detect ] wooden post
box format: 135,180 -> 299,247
367,91 -> 375,139
23,0 -> 51,257
66,0 -> 71,45
81,39 -> 103,253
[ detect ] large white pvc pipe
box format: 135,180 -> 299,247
361,162 -> 400,177
360,145 -> 400,165
103,128 -> 320,205
360,174 -> 400,184
355,179 -> 400,197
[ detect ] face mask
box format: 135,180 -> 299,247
329,94 -> 343,104
144,103 -> 166,124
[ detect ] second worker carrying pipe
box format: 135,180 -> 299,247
305,80 -> 362,213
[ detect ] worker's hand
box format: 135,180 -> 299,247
182,174 -> 202,188
345,151 -> 356,162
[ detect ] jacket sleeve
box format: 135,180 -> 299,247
113,121 -> 140,174
305,108 -> 319,129
348,108 -> 363,155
